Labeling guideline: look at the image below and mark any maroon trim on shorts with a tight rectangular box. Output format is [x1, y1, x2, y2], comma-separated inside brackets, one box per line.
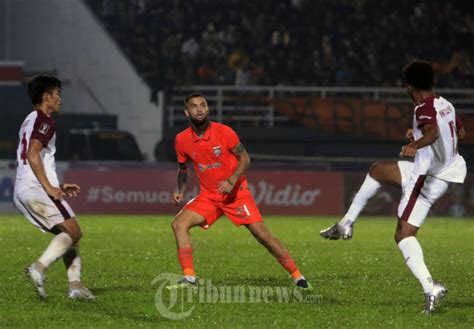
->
[48, 196, 73, 220]
[401, 175, 426, 222]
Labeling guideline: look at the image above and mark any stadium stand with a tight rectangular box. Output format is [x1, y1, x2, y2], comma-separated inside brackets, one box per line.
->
[85, 0, 474, 165]
[87, 0, 474, 89]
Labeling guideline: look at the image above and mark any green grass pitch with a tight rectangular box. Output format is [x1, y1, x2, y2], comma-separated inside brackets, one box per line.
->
[1, 215, 473, 328]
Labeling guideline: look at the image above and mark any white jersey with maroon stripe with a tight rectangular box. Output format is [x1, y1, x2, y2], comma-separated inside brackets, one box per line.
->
[412, 96, 466, 183]
[15, 110, 59, 188]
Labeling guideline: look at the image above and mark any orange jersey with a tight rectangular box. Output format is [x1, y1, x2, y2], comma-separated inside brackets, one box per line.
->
[175, 122, 247, 200]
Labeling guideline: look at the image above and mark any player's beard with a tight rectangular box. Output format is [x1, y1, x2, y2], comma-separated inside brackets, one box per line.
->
[190, 115, 209, 131]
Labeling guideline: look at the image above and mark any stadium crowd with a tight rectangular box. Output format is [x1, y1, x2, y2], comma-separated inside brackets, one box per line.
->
[88, 0, 474, 90]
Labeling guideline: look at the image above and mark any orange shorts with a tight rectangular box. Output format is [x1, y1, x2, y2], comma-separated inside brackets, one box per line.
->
[183, 192, 263, 229]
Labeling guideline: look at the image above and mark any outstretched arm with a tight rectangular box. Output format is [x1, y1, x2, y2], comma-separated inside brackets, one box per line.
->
[218, 143, 250, 194]
[400, 123, 438, 158]
[172, 162, 188, 205]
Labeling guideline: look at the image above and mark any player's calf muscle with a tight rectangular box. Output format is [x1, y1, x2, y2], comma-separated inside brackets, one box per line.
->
[171, 219, 183, 232]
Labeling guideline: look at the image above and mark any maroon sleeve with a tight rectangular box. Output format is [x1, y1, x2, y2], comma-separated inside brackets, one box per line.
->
[456, 115, 463, 130]
[415, 102, 437, 128]
[30, 115, 55, 147]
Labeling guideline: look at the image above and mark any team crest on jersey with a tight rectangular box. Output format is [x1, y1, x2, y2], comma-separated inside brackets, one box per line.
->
[38, 123, 50, 135]
[213, 146, 222, 157]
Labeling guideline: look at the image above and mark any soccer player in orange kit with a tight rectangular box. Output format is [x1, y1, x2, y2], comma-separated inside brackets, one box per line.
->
[169, 92, 311, 290]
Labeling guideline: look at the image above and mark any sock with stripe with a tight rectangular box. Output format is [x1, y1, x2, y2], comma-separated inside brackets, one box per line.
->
[178, 248, 196, 282]
[277, 250, 305, 282]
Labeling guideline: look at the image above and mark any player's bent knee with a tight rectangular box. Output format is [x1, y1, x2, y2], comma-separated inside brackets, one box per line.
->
[55, 218, 82, 243]
[171, 219, 179, 231]
[394, 232, 402, 244]
[67, 218, 82, 242]
[394, 226, 406, 243]
[67, 229, 82, 243]
[394, 230, 416, 244]
[171, 219, 188, 232]
[368, 162, 383, 179]
[368, 162, 378, 172]
[75, 230, 83, 242]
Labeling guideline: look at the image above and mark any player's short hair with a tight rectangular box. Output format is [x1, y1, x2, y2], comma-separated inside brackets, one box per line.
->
[27, 74, 62, 106]
[184, 92, 206, 106]
[403, 60, 434, 91]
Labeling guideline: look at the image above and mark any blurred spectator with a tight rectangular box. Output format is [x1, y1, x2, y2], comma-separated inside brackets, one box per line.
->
[88, 0, 474, 90]
[181, 37, 200, 60]
[235, 62, 251, 86]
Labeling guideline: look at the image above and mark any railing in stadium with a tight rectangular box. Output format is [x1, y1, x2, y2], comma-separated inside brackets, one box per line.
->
[168, 86, 474, 128]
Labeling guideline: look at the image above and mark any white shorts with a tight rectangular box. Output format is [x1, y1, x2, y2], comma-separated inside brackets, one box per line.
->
[397, 161, 449, 227]
[14, 185, 75, 232]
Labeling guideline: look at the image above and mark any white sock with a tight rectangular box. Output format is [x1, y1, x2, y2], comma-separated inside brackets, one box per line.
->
[398, 236, 434, 293]
[37, 232, 73, 269]
[339, 174, 381, 225]
[63, 244, 81, 283]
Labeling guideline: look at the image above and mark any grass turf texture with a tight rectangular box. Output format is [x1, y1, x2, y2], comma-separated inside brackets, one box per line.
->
[1, 215, 473, 328]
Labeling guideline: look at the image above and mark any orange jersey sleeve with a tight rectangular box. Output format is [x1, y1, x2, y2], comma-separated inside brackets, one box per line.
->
[223, 125, 240, 150]
[175, 134, 189, 163]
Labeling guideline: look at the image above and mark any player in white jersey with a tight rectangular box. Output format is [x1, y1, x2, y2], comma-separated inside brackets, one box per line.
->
[13, 74, 94, 300]
[320, 60, 467, 313]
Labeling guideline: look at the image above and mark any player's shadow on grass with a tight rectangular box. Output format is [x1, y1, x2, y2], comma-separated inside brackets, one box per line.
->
[444, 300, 474, 308]
[211, 276, 288, 287]
[202, 276, 341, 305]
[70, 304, 163, 324]
[321, 273, 386, 279]
[88, 284, 148, 296]
[64, 295, 166, 324]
